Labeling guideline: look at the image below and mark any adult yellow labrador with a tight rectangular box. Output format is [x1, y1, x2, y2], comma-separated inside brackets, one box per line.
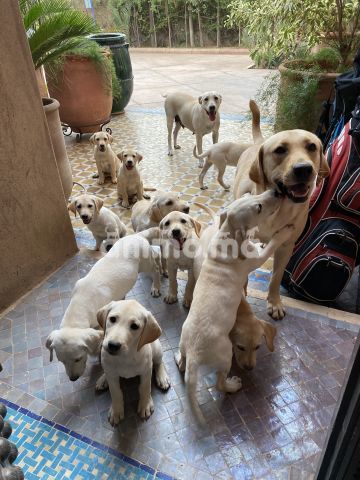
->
[233, 101, 330, 320]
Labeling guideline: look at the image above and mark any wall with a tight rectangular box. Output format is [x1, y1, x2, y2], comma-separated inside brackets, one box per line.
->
[0, 1, 78, 312]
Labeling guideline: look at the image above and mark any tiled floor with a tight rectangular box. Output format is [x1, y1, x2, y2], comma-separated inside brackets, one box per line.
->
[1, 53, 359, 479]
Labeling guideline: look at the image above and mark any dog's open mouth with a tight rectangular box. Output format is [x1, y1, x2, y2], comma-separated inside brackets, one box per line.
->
[82, 218, 91, 225]
[275, 181, 310, 203]
[207, 110, 217, 121]
[126, 164, 134, 171]
[171, 237, 186, 250]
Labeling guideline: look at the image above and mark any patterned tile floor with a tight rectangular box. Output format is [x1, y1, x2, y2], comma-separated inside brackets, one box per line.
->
[0, 108, 359, 479]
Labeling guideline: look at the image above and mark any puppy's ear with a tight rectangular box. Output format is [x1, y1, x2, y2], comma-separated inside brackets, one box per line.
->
[89, 134, 96, 145]
[216, 93, 222, 103]
[249, 145, 266, 188]
[136, 152, 143, 162]
[93, 197, 103, 214]
[137, 312, 162, 351]
[68, 199, 77, 217]
[107, 133, 113, 143]
[149, 199, 162, 223]
[198, 95, 203, 105]
[117, 151, 124, 162]
[318, 149, 330, 180]
[82, 328, 103, 355]
[97, 301, 115, 330]
[190, 217, 202, 238]
[45, 330, 58, 362]
[219, 210, 227, 228]
[261, 320, 277, 352]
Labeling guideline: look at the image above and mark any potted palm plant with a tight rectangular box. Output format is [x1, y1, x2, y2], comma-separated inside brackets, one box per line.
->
[20, 0, 99, 199]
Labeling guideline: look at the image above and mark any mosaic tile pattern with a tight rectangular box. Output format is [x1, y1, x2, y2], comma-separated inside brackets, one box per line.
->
[3, 401, 168, 479]
[0, 110, 358, 479]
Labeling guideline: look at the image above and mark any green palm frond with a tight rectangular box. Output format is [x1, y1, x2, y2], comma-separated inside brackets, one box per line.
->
[20, 0, 99, 69]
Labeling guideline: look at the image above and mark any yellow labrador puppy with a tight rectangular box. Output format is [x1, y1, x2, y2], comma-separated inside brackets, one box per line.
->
[68, 194, 126, 251]
[230, 294, 276, 371]
[233, 101, 330, 320]
[98, 300, 170, 425]
[131, 192, 190, 232]
[159, 211, 202, 307]
[164, 91, 222, 164]
[90, 131, 119, 185]
[117, 148, 152, 209]
[176, 191, 294, 420]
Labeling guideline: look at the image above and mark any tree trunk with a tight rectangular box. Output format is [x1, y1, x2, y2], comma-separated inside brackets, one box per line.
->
[188, 7, 194, 47]
[184, 3, 188, 47]
[197, 8, 204, 47]
[133, 6, 141, 47]
[216, 0, 221, 47]
[164, 0, 172, 48]
[149, 1, 157, 47]
[238, 24, 241, 47]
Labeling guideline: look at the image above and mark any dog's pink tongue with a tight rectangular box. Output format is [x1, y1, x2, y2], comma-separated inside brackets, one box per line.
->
[178, 239, 185, 250]
[209, 111, 216, 121]
[290, 184, 308, 197]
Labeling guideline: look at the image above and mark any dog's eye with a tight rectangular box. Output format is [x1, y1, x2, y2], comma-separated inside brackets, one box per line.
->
[214, 96, 218, 101]
[274, 146, 287, 155]
[77, 204, 81, 209]
[204, 97, 209, 102]
[130, 323, 139, 330]
[96, 138, 100, 141]
[307, 143, 317, 152]
[164, 220, 170, 227]
[75, 357, 82, 363]
[237, 346, 245, 351]
[88, 204, 93, 208]
[257, 204, 262, 213]
[181, 219, 187, 224]
[165, 200, 173, 206]
[109, 316, 117, 323]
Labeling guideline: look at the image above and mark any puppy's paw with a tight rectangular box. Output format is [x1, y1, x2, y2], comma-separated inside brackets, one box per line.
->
[183, 296, 192, 308]
[151, 286, 161, 298]
[174, 144, 181, 150]
[164, 293, 178, 304]
[138, 396, 154, 419]
[95, 373, 108, 391]
[174, 352, 186, 372]
[121, 201, 130, 209]
[223, 376, 242, 393]
[168, 150, 174, 156]
[267, 299, 285, 320]
[108, 405, 124, 426]
[155, 364, 171, 391]
[200, 185, 208, 190]
[111, 178, 118, 184]
[98, 179, 105, 185]
[198, 162, 204, 168]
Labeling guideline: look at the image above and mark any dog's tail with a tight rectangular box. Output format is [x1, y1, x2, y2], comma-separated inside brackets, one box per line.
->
[193, 145, 210, 160]
[249, 99, 263, 144]
[185, 356, 206, 425]
[143, 187, 157, 191]
[193, 202, 216, 222]
[72, 181, 87, 193]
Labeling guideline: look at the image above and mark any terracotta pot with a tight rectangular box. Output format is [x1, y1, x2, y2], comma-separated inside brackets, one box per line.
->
[275, 61, 339, 132]
[43, 98, 73, 200]
[47, 54, 112, 134]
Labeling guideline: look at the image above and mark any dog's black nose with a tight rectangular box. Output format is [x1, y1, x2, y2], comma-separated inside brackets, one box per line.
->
[183, 206, 190, 214]
[209, 105, 216, 111]
[172, 228, 181, 238]
[293, 163, 313, 181]
[107, 341, 121, 354]
[243, 365, 254, 371]
[105, 244, 113, 252]
[69, 375, 79, 381]
[81, 215, 88, 220]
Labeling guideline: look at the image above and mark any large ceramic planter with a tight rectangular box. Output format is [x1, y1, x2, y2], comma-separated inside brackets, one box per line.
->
[88, 33, 134, 114]
[47, 53, 112, 134]
[275, 61, 339, 132]
[43, 97, 73, 200]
